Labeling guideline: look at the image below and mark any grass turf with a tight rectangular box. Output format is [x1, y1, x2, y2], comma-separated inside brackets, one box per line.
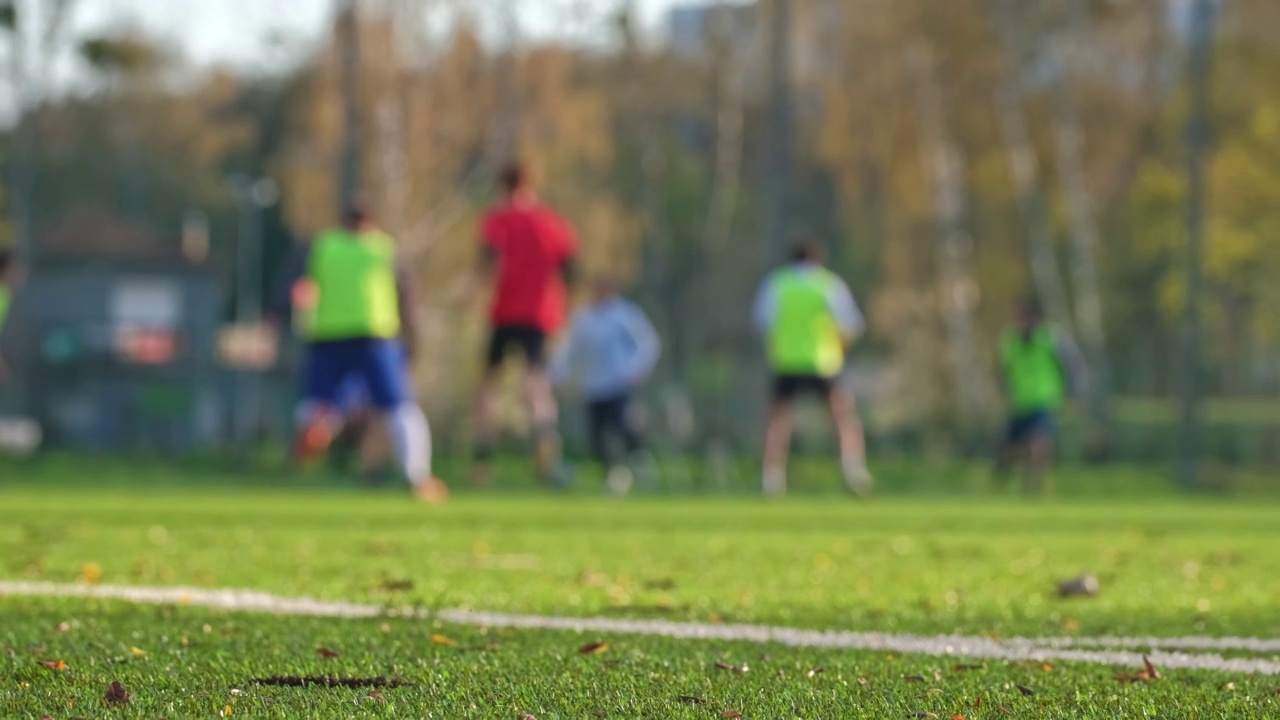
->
[2, 472, 1279, 717]
[4, 597, 1279, 719]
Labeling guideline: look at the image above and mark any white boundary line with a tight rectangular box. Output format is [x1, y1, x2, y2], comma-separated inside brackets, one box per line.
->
[3, 581, 1278, 675]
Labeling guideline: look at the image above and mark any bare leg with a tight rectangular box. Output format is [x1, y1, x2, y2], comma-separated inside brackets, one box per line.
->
[827, 386, 872, 496]
[1024, 433, 1054, 496]
[471, 369, 500, 488]
[993, 440, 1016, 487]
[525, 366, 562, 483]
[762, 400, 794, 496]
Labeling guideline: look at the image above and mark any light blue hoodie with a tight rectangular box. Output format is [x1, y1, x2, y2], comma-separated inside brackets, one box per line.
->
[550, 297, 660, 401]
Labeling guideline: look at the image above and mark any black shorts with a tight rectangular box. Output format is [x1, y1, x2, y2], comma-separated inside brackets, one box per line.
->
[772, 374, 836, 401]
[486, 324, 548, 368]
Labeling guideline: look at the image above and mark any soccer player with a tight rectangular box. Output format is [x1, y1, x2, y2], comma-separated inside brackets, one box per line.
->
[292, 203, 445, 502]
[549, 278, 660, 494]
[752, 237, 871, 497]
[995, 297, 1082, 494]
[473, 162, 577, 486]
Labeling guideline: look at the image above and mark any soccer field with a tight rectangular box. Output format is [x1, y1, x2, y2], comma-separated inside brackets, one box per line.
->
[2, 482, 1279, 718]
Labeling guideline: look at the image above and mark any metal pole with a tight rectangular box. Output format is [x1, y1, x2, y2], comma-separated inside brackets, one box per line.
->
[1176, 0, 1216, 489]
[233, 183, 257, 452]
[232, 178, 278, 453]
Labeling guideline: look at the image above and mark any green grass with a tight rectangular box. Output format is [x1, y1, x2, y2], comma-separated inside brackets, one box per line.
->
[2, 466, 1279, 717]
[4, 597, 1279, 720]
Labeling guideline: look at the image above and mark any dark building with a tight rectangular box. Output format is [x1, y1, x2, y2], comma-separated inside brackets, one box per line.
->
[12, 209, 226, 454]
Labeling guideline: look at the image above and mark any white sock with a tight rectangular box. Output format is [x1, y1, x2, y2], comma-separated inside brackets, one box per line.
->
[762, 466, 786, 495]
[842, 455, 869, 480]
[386, 403, 432, 484]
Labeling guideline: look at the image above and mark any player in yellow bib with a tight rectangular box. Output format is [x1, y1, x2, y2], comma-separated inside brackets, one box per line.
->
[292, 204, 445, 502]
[752, 238, 871, 497]
[996, 298, 1083, 494]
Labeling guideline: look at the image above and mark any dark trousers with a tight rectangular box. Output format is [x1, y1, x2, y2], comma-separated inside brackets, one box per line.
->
[587, 394, 643, 465]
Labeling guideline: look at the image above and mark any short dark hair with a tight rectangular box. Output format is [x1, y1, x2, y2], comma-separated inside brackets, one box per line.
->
[343, 198, 372, 227]
[789, 233, 821, 264]
[500, 161, 529, 194]
[1020, 295, 1044, 321]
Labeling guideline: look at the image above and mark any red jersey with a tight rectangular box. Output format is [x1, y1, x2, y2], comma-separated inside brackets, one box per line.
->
[482, 200, 576, 332]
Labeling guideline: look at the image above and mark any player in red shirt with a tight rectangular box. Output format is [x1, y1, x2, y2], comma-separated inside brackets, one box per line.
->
[474, 163, 577, 486]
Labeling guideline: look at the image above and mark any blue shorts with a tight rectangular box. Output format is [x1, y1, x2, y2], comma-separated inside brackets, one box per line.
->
[1006, 410, 1054, 445]
[304, 338, 408, 412]
[333, 344, 411, 414]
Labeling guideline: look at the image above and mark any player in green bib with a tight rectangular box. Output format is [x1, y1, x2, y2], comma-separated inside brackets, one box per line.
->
[996, 298, 1083, 493]
[292, 204, 445, 502]
[752, 238, 872, 497]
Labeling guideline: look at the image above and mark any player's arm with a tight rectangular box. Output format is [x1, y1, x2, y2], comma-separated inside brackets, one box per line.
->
[265, 243, 312, 328]
[622, 303, 661, 384]
[557, 219, 579, 289]
[826, 277, 865, 347]
[751, 275, 777, 337]
[559, 257, 579, 288]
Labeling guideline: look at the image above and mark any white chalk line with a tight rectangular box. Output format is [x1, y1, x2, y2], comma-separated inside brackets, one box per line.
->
[3, 581, 1278, 675]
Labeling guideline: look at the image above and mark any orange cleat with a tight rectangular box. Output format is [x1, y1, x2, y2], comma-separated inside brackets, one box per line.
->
[293, 419, 335, 462]
[413, 477, 449, 504]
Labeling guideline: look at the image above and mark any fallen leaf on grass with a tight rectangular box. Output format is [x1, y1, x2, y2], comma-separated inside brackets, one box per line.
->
[714, 662, 749, 673]
[722, 712, 743, 719]
[1143, 655, 1161, 679]
[377, 577, 414, 592]
[677, 695, 707, 705]
[39, 659, 68, 671]
[1221, 682, 1236, 691]
[951, 663, 985, 672]
[905, 713, 937, 719]
[1115, 655, 1161, 683]
[1017, 685, 1036, 696]
[1056, 573, 1099, 598]
[78, 563, 103, 585]
[579, 642, 609, 655]
[972, 695, 983, 708]
[517, 714, 537, 720]
[923, 688, 943, 697]
[130, 646, 146, 657]
[104, 681, 131, 705]
[220, 705, 233, 717]
[807, 667, 825, 678]
[368, 690, 385, 703]
[431, 634, 458, 646]
[856, 677, 868, 685]
[56, 622, 71, 633]
[952, 716, 966, 720]
[1038, 662, 1054, 673]
[902, 674, 926, 682]
[316, 647, 341, 659]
